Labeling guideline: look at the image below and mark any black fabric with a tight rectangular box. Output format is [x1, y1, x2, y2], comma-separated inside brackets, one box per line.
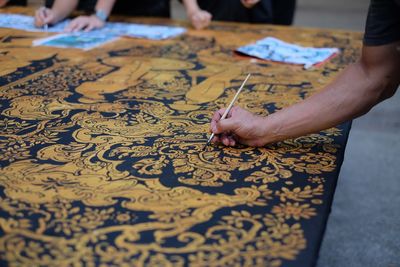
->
[0, 16, 359, 267]
[364, 0, 400, 46]
[45, 0, 170, 18]
[271, 0, 296, 25]
[5, 0, 27, 6]
[112, 0, 170, 18]
[45, 0, 96, 14]
[197, 0, 296, 25]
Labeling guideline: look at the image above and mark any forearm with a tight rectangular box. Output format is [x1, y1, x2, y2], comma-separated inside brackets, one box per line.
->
[263, 44, 400, 143]
[50, 0, 79, 23]
[94, 0, 116, 17]
[182, 0, 201, 14]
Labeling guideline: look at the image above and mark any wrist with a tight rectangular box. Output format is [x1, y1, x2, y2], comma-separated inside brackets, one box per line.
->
[184, 2, 201, 16]
[48, 9, 62, 24]
[188, 8, 201, 17]
[94, 9, 108, 22]
[260, 114, 285, 144]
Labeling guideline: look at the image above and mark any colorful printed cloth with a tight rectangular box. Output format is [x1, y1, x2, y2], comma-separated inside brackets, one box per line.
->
[237, 37, 339, 69]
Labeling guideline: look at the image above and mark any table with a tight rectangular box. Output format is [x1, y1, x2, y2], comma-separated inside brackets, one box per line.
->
[0, 7, 362, 267]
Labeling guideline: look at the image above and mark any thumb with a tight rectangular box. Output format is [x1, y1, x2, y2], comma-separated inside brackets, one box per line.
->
[214, 117, 238, 134]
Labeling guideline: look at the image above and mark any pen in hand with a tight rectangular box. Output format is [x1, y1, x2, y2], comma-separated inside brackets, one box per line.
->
[203, 73, 251, 150]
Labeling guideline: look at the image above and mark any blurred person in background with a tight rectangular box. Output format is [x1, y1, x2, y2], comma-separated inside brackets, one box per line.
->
[182, 0, 296, 29]
[34, 0, 170, 32]
[0, 0, 26, 7]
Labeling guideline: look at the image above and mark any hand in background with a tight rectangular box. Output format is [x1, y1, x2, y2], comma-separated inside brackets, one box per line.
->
[34, 6, 57, 27]
[210, 106, 270, 147]
[241, 0, 260, 9]
[64, 15, 105, 32]
[0, 0, 9, 8]
[188, 8, 212, 30]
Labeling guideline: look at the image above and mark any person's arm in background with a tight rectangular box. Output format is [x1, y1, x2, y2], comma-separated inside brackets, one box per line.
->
[65, 0, 116, 32]
[182, 0, 212, 30]
[211, 42, 400, 146]
[35, 0, 78, 27]
[241, 0, 260, 9]
[0, 0, 9, 8]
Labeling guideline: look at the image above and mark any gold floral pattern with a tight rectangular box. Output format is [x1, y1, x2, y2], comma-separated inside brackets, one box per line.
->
[0, 9, 362, 267]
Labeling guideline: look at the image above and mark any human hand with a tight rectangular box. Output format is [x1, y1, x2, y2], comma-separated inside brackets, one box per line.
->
[34, 6, 57, 27]
[65, 15, 105, 32]
[188, 9, 212, 30]
[240, 0, 260, 9]
[0, 0, 9, 8]
[210, 106, 270, 147]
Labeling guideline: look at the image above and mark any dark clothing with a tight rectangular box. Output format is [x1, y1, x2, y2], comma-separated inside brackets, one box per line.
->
[112, 0, 170, 17]
[45, 0, 170, 18]
[197, 0, 296, 25]
[364, 0, 400, 45]
[5, 0, 27, 6]
[271, 0, 296, 25]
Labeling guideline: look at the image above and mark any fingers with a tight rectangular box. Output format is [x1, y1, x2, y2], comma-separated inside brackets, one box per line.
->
[221, 133, 237, 146]
[208, 107, 268, 147]
[65, 17, 89, 32]
[211, 132, 237, 147]
[213, 106, 238, 134]
[65, 18, 82, 32]
[85, 16, 105, 32]
[241, 0, 260, 8]
[210, 108, 239, 147]
[210, 107, 237, 141]
[35, 7, 50, 27]
[191, 10, 212, 30]
[0, 0, 10, 8]
[65, 16, 104, 32]
[210, 108, 226, 132]
[84, 22, 96, 32]
[215, 117, 238, 134]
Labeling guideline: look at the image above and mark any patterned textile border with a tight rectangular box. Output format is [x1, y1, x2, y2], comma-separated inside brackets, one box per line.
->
[0, 8, 362, 267]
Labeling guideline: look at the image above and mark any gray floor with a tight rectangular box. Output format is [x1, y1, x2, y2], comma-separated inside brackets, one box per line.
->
[170, 1, 400, 266]
[318, 93, 400, 267]
[294, 1, 400, 267]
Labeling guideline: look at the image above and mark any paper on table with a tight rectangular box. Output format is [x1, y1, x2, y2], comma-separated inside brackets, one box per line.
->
[236, 37, 339, 69]
[0, 13, 186, 40]
[33, 31, 119, 50]
[104, 22, 186, 40]
[0, 14, 70, 32]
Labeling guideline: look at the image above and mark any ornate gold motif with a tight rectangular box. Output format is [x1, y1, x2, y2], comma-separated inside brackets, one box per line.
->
[0, 9, 362, 266]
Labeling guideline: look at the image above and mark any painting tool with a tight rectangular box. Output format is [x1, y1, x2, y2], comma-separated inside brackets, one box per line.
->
[203, 73, 251, 150]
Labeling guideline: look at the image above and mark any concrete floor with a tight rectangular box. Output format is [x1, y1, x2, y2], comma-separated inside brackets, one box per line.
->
[293, 1, 400, 267]
[170, 1, 400, 266]
[318, 93, 400, 267]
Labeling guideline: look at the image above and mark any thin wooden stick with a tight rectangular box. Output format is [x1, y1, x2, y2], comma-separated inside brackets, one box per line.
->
[203, 73, 251, 150]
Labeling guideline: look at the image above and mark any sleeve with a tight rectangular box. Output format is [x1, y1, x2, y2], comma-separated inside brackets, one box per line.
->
[363, 0, 400, 46]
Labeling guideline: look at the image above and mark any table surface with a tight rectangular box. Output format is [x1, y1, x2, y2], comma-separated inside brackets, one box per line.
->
[0, 7, 362, 267]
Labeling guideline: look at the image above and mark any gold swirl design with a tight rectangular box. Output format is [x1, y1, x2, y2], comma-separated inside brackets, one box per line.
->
[0, 12, 362, 266]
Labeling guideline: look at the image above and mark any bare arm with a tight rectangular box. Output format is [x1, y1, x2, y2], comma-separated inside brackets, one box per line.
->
[182, 0, 212, 29]
[182, 0, 201, 14]
[65, 0, 116, 32]
[50, 0, 78, 22]
[35, 0, 78, 27]
[263, 42, 400, 142]
[93, 0, 116, 18]
[212, 42, 400, 146]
